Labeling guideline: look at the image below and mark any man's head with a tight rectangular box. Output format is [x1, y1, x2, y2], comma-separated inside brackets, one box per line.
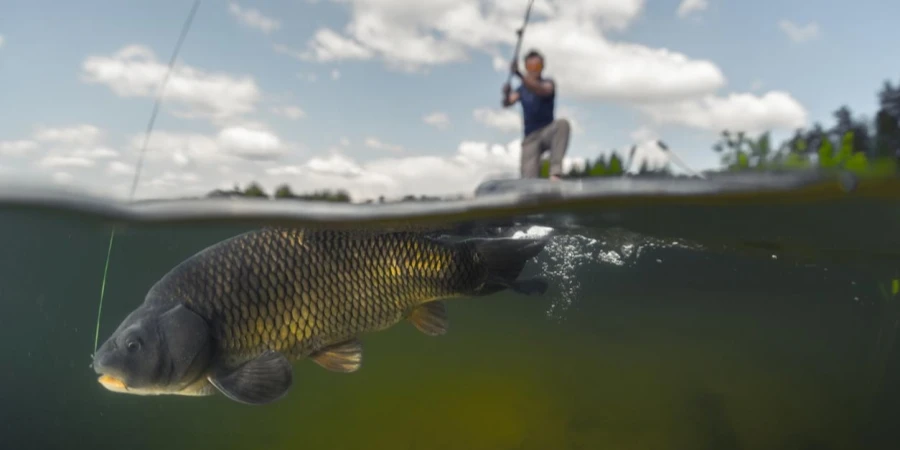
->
[523, 49, 544, 76]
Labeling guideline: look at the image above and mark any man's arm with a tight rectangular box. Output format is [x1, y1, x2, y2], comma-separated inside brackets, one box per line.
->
[509, 60, 555, 97]
[519, 73, 554, 97]
[502, 83, 520, 108]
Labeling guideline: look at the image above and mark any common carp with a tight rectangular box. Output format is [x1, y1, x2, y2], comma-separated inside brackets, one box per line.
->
[91, 227, 549, 405]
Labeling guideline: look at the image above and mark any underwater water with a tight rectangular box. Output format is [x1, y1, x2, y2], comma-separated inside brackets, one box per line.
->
[1, 172, 900, 450]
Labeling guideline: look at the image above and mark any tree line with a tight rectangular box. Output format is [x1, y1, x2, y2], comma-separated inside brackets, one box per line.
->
[206, 182, 461, 204]
[208, 75, 900, 203]
[208, 183, 352, 202]
[708, 77, 900, 175]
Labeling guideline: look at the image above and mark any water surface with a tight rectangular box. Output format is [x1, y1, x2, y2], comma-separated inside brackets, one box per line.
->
[1, 172, 899, 449]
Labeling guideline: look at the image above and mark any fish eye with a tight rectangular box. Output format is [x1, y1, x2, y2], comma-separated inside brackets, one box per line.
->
[126, 339, 142, 353]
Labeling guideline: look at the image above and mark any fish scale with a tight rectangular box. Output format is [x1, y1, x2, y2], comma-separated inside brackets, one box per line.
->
[148, 227, 485, 365]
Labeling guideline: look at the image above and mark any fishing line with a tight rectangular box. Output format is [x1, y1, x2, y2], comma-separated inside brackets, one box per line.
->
[656, 140, 707, 179]
[91, 0, 202, 356]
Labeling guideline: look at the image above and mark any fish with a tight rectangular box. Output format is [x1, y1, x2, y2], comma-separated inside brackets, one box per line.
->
[91, 227, 550, 405]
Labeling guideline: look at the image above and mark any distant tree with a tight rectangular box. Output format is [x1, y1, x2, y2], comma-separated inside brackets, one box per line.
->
[580, 160, 593, 176]
[832, 106, 854, 138]
[243, 182, 268, 198]
[747, 132, 772, 168]
[817, 135, 836, 168]
[875, 109, 900, 158]
[274, 184, 296, 199]
[607, 152, 624, 175]
[784, 128, 808, 154]
[874, 80, 900, 158]
[588, 154, 608, 176]
[295, 189, 352, 202]
[836, 131, 854, 163]
[712, 129, 752, 168]
[878, 79, 900, 118]
[709, 74, 900, 176]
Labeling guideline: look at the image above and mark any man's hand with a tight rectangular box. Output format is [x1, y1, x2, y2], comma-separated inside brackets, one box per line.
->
[501, 82, 519, 107]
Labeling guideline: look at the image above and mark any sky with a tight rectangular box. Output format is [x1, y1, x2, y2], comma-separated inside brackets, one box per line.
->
[0, 0, 898, 202]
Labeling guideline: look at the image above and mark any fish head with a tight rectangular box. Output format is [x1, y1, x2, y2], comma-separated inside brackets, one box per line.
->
[92, 301, 213, 397]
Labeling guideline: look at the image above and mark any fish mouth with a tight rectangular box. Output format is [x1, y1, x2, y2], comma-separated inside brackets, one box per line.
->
[97, 374, 129, 392]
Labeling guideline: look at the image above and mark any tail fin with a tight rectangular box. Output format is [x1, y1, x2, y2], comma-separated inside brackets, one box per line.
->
[467, 236, 550, 296]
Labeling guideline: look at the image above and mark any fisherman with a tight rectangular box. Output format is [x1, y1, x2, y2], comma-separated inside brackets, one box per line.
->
[502, 49, 571, 181]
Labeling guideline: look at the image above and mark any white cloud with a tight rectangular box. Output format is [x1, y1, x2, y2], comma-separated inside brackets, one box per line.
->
[0, 140, 38, 156]
[339, 137, 351, 147]
[291, 0, 803, 134]
[37, 155, 96, 169]
[639, 91, 808, 134]
[16, 131, 588, 202]
[272, 105, 306, 120]
[364, 137, 404, 153]
[147, 171, 201, 189]
[128, 131, 229, 168]
[294, 1, 802, 137]
[53, 172, 75, 184]
[71, 147, 119, 159]
[778, 20, 820, 43]
[422, 111, 451, 129]
[676, 0, 708, 19]
[520, 20, 724, 103]
[630, 126, 658, 143]
[301, 0, 723, 102]
[262, 139, 528, 200]
[228, 2, 281, 34]
[331, 69, 341, 80]
[217, 126, 288, 160]
[473, 107, 521, 133]
[80, 45, 262, 123]
[107, 161, 134, 176]
[282, 29, 373, 62]
[257, 138, 592, 201]
[0, 35, 5, 49]
[33, 124, 104, 146]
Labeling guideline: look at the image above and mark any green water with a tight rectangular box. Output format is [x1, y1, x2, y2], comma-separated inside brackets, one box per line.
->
[1, 196, 899, 450]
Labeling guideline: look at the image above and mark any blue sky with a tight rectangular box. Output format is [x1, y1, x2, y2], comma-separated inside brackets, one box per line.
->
[0, 0, 897, 201]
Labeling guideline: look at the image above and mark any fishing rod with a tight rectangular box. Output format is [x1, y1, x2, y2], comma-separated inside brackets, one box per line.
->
[91, 0, 202, 357]
[505, 0, 536, 88]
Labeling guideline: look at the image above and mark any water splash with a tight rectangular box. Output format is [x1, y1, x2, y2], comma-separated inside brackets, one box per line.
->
[512, 225, 703, 321]
[539, 233, 603, 320]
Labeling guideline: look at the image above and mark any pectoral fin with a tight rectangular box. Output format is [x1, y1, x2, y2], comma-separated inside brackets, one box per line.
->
[208, 350, 293, 405]
[310, 339, 363, 373]
[409, 301, 449, 336]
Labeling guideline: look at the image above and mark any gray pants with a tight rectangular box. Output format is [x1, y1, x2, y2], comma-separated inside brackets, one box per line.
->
[520, 118, 571, 178]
